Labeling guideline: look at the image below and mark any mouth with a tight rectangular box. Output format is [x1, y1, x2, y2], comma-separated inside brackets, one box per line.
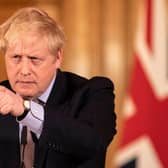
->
[16, 80, 36, 84]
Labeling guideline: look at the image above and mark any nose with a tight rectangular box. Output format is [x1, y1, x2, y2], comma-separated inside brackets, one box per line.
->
[20, 59, 31, 76]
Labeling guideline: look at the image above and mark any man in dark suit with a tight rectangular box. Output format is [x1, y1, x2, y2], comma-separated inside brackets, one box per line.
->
[0, 7, 116, 168]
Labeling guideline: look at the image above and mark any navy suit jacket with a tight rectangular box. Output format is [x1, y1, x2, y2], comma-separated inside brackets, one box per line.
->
[0, 69, 116, 168]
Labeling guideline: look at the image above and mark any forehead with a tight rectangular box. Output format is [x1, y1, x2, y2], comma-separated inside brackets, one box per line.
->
[6, 31, 50, 55]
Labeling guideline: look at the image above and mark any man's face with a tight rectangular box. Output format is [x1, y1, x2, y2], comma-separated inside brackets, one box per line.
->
[5, 32, 62, 98]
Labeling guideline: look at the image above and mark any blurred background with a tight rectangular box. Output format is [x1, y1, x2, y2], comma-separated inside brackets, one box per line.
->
[0, 0, 167, 167]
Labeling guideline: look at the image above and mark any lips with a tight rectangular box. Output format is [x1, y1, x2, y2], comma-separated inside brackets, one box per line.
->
[16, 80, 36, 84]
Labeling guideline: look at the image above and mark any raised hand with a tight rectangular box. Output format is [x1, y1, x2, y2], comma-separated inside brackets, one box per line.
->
[0, 86, 24, 116]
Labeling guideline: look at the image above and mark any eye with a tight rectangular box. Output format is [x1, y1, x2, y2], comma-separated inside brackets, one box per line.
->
[29, 56, 42, 65]
[13, 55, 21, 59]
[11, 55, 21, 63]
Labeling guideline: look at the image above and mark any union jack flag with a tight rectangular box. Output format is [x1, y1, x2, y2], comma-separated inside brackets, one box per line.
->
[115, 0, 168, 167]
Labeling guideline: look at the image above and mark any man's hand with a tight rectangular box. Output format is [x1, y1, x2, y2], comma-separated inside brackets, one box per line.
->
[0, 86, 24, 116]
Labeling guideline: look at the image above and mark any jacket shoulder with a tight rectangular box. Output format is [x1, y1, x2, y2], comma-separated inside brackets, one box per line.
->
[88, 76, 114, 90]
[63, 71, 114, 89]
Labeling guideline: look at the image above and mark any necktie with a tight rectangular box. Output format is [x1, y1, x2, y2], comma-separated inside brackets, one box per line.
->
[20, 126, 35, 168]
[33, 98, 46, 107]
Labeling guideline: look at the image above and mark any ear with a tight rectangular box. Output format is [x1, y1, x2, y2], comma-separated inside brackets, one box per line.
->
[55, 48, 63, 68]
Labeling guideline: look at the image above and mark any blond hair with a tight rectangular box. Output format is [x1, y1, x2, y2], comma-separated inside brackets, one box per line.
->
[0, 7, 66, 55]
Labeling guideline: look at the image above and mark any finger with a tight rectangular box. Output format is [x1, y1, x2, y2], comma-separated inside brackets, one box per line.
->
[0, 104, 11, 115]
[0, 93, 10, 106]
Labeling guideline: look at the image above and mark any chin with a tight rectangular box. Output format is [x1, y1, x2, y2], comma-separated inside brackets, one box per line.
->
[16, 89, 36, 98]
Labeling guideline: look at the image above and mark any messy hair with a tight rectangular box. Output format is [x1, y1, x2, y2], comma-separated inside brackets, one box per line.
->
[0, 7, 66, 55]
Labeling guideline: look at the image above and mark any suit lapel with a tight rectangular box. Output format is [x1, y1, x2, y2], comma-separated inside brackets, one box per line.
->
[46, 69, 68, 106]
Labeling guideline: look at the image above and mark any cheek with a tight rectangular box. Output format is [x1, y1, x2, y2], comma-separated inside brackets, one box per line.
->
[5, 60, 16, 73]
[36, 67, 56, 87]
[39, 71, 55, 83]
[6, 65, 17, 80]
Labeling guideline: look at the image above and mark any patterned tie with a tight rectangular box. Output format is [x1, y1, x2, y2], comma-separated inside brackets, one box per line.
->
[20, 126, 35, 168]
